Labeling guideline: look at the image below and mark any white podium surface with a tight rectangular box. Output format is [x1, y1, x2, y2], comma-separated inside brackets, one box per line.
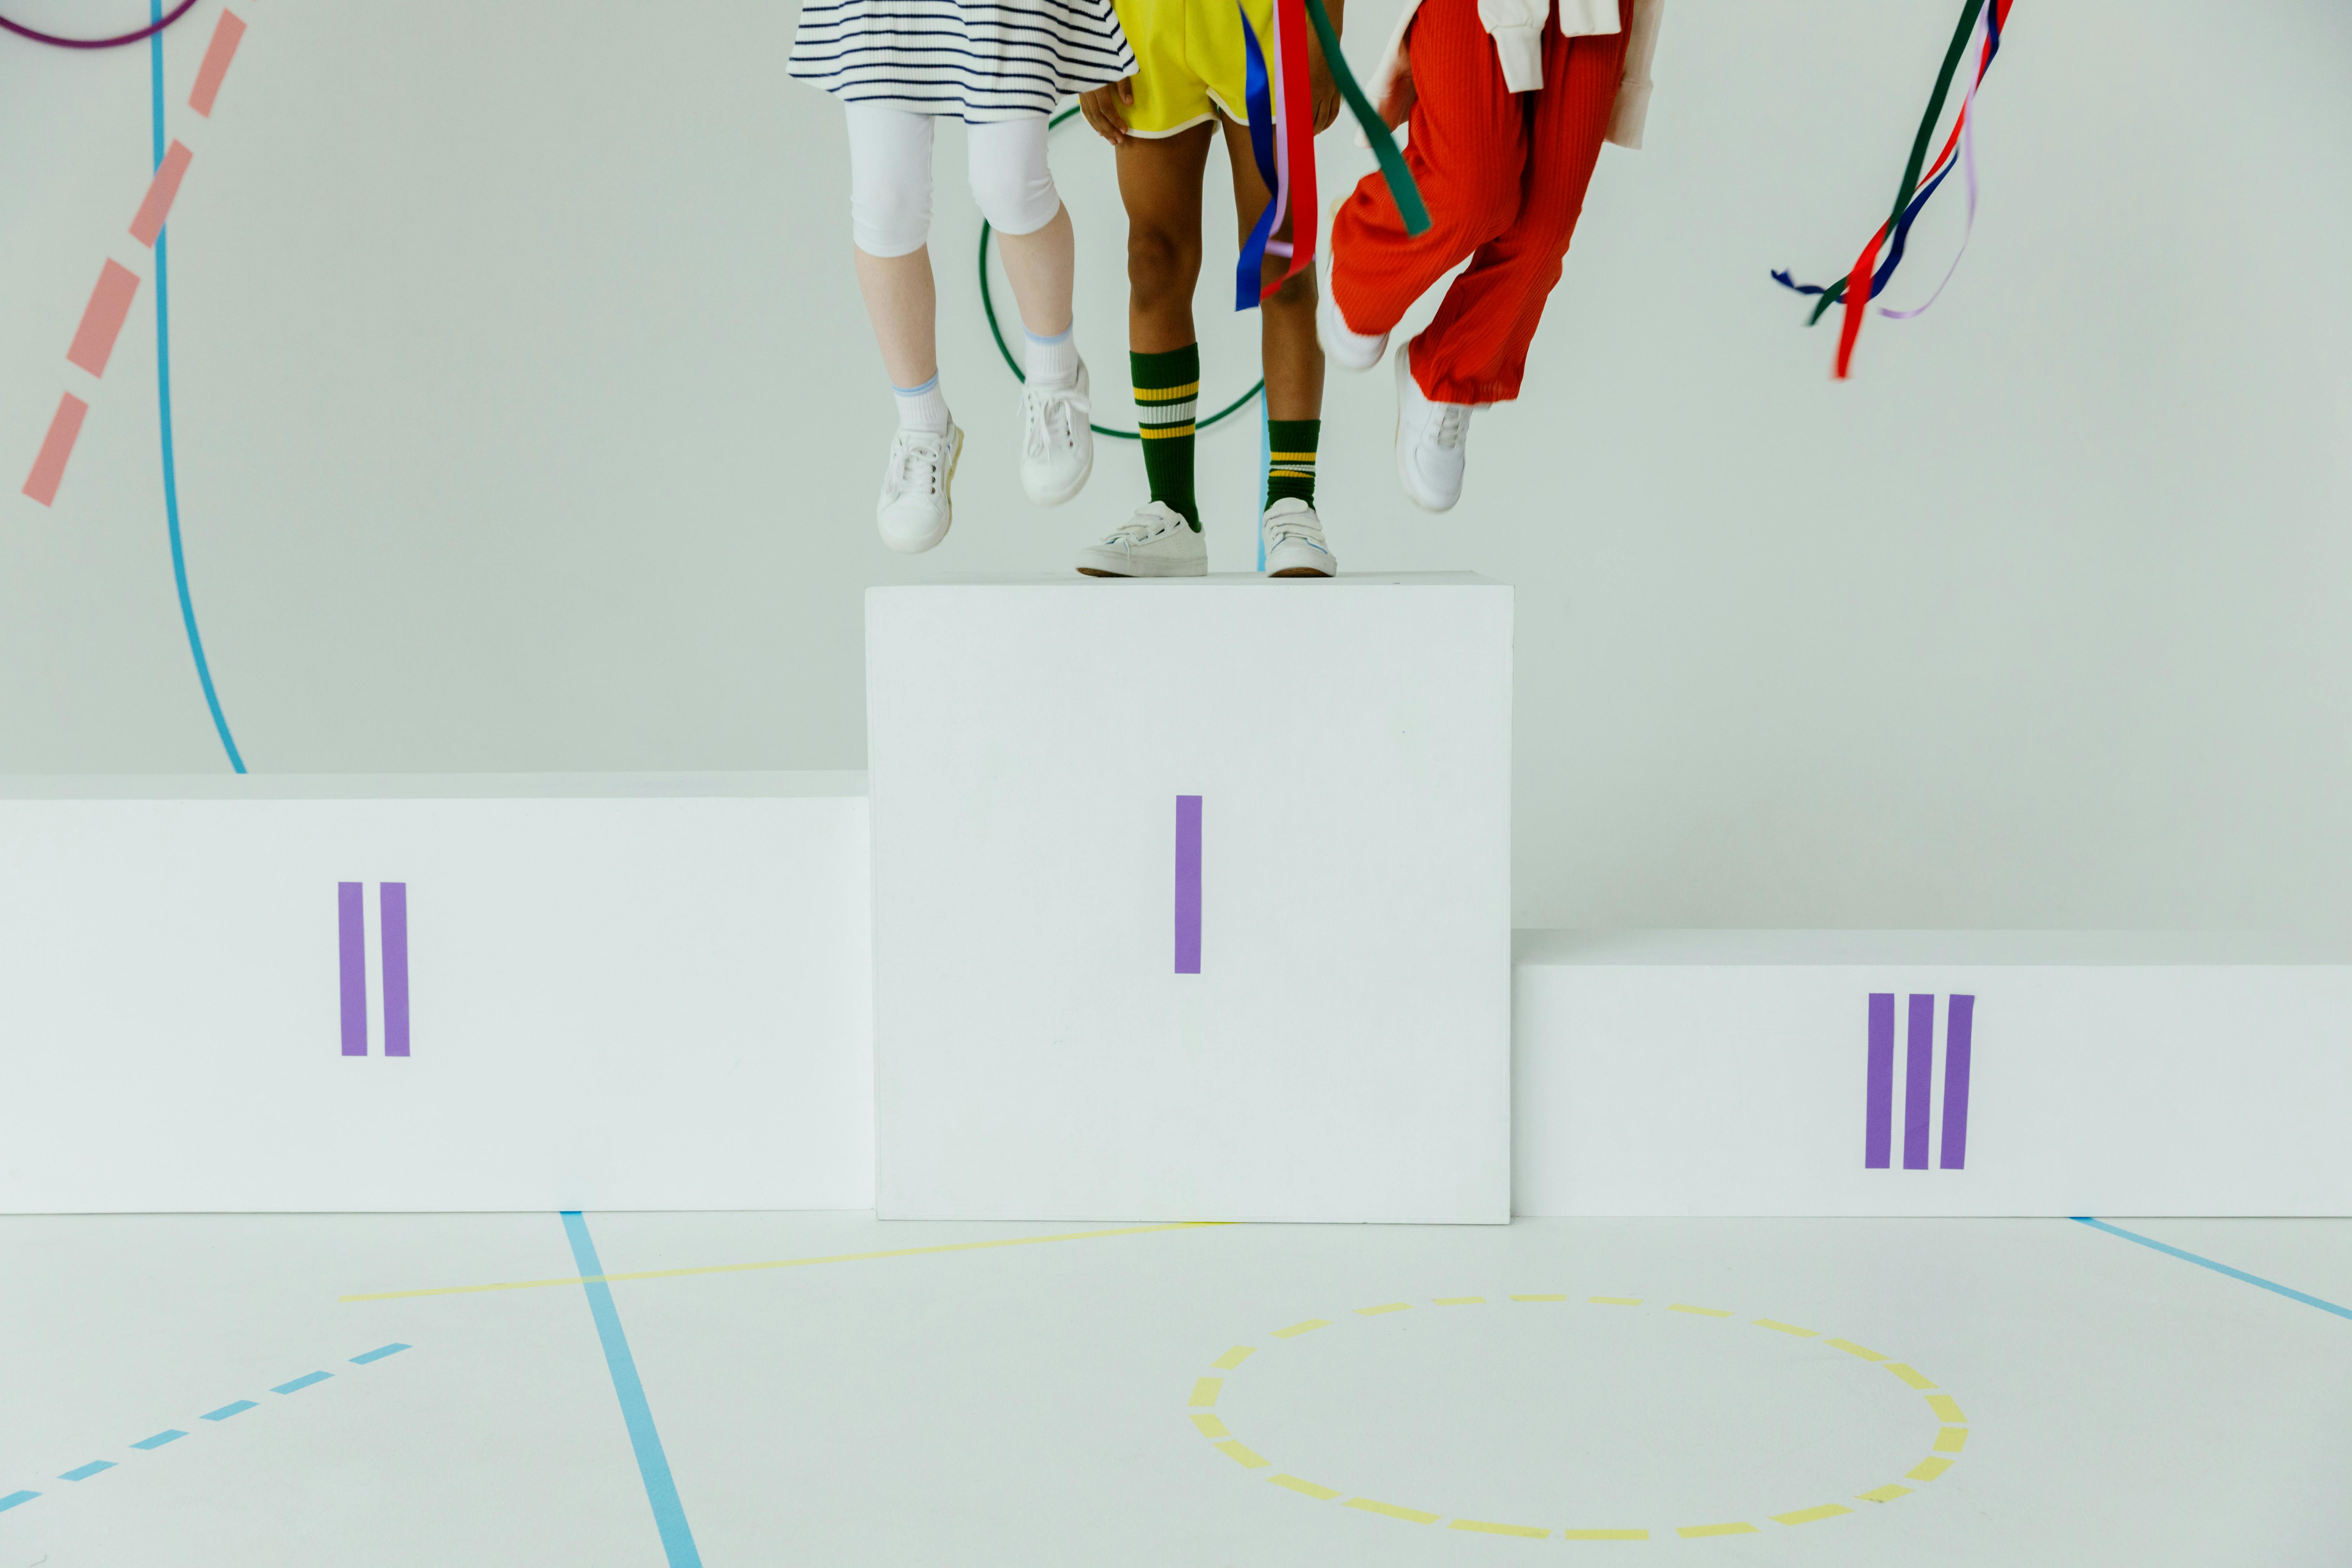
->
[868, 576, 1513, 1223]
[0, 773, 874, 1212]
[1513, 929, 2352, 1217]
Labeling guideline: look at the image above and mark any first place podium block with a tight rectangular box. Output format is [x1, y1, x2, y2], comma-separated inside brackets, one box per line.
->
[868, 575, 1512, 1223]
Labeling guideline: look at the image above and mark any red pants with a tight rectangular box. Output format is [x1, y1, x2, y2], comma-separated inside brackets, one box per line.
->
[1329, 0, 1627, 405]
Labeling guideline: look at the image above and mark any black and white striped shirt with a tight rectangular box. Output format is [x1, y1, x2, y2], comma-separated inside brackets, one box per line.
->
[790, 0, 1137, 122]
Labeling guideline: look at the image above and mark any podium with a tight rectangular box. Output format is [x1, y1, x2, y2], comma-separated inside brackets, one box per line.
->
[867, 575, 1513, 1223]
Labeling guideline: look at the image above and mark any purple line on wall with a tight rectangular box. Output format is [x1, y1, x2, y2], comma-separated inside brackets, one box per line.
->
[1864, 993, 1893, 1168]
[337, 882, 367, 1056]
[1940, 993, 1974, 1169]
[1174, 794, 1202, 975]
[381, 882, 410, 1057]
[1903, 992, 1934, 1170]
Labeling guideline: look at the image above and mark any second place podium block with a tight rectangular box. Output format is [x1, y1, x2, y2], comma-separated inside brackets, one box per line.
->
[868, 575, 1513, 1223]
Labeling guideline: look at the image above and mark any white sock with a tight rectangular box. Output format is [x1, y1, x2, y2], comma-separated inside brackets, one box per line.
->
[893, 374, 949, 433]
[1023, 324, 1078, 389]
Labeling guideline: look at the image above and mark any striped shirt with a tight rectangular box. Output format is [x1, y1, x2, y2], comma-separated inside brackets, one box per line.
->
[790, 0, 1137, 123]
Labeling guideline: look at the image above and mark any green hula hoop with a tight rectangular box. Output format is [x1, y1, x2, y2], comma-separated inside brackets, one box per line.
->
[976, 105, 1265, 442]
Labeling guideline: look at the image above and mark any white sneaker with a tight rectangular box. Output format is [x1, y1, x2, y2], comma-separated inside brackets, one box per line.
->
[1262, 497, 1337, 577]
[876, 420, 962, 553]
[1318, 275, 1388, 372]
[1394, 343, 1476, 512]
[1075, 500, 1208, 578]
[1020, 359, 1094, 507]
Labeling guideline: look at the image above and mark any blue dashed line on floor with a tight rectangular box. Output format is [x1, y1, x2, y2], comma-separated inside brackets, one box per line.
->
[2, 1347, 416, 1520]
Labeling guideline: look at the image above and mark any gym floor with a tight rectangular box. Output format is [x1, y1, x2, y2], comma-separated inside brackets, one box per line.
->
[2, 1211, 2345, 1564]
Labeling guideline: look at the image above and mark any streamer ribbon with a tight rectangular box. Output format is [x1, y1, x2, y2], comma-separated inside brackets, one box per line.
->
[1234, 0, 1430, 312]
[1773, 0, 2012, 376]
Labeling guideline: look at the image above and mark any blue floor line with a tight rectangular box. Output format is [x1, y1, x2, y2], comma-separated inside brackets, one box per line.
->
[59, 1461, 114, 1482]
[2073, 1217, 2352, 1322]
[131, 1430, 187, 1450]
[0, 1491, 36, 1513]
[561, 1211, 703, 1567]
[150, 0, 246, 773]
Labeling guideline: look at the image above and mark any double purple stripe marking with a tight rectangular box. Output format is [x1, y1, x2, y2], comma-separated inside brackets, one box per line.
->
[1174, 795, 1202, 975]
[1863, 992, 1974, 1170]
[338, 881, 411, 1056]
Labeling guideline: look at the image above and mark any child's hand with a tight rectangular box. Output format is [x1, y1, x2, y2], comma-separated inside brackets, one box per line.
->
[1310, 51, 1343, 133]
[1080, 78, 1135, 144]
[1378, 41, 1416, 129]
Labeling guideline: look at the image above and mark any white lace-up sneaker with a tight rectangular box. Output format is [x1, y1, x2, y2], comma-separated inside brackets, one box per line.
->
[1261, 497, 1337, 577]
[1075, 500, 1208, 578]
[1318, 275, 1388, 372]
[875, 420, 962, 553]
[1394, 343, 1476, 512]
[1020, 359, 1094, 507]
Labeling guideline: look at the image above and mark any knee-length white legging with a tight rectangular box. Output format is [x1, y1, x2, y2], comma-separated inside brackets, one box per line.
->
[845, 103, 1062, 258]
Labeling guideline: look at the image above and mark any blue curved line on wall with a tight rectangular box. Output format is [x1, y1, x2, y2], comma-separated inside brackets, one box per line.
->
[151, 0, 245, 772]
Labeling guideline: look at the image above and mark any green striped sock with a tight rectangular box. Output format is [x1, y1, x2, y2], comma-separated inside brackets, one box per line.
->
[1266, 419, 1319, 510]
[1132, 345, 1201, 531]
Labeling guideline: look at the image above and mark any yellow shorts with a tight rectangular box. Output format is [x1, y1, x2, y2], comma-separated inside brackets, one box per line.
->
[1110, 0, 1276, 136]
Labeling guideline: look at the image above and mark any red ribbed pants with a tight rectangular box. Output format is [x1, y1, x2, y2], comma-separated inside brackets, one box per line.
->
[1329, 0, 1627, 405]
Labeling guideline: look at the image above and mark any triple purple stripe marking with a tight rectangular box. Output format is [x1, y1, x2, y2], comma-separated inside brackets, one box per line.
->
[337, 881, 367, 1056]
[1174, 795, 1202, 975]
[381, 882, 410, 1057]
[1940, 993, 1974, 1169]
[1863, 993, 1893, 1168]
[1903, 992, 1934, 1170]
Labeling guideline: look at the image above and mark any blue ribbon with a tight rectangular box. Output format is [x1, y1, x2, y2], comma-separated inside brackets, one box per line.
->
[1234, 6, 1282, 312]
[1771, 157, 1955, 302]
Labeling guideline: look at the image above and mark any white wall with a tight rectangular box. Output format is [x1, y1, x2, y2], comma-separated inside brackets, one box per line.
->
[4, 0, 2349, 932]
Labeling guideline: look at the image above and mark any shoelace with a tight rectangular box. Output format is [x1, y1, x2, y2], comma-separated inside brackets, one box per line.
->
[887, 433, 945, 497]
[1022, 384, 1084, 462]
[1100, 511, 1174, 548]
[1432, 403, 1472, 451]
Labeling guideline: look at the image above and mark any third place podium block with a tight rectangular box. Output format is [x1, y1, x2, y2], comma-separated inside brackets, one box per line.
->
[868, 575, 1512, 1223]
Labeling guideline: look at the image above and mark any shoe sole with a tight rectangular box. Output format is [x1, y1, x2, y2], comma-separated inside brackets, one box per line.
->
[1318, 278, 1387, 373]
[880, 427, 963, 554]
[1074, 555, 1208, 578]
[1393, 348, 1459, 514]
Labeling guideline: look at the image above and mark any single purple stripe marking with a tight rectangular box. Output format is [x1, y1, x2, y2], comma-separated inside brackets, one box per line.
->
[1903, 992, 1934, 1169]
[1940, 993, 1974, 1169]
[337, 882, 367, 1056]
[381, 882, 411, 1057]
[1174, 794, 1202, 975]
[1864, 993, 1894, 1168]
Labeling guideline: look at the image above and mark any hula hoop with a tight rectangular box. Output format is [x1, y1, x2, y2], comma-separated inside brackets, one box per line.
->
[0, 0, 200, 49]
[977, 106, 1264, 442]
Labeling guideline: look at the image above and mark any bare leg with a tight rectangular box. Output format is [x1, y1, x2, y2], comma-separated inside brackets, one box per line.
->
[995, 204, 1076, 339]
[1219, 113, 1323, 422]
[1116, 123, 1216, 352]
[853, 245, 938, 388]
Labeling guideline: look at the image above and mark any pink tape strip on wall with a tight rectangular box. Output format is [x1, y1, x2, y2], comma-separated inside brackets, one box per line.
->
[187, 9, 245, 117]
[130, 141, 194, 247]
[22, 394, 91, 507]
[66, 260, 143, 378]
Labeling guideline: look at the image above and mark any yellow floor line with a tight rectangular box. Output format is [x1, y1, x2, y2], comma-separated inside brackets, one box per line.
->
[1510, 1294, 1567, 1302]
[1354, 1303, 1413, 1315]
[1926, 1393, 1968, 1422]
[1933, 1426, 1969, 1453]
[1188, 1413, 1230, 1438]
[1345, 1497, 1440, 1524]
[1272, 1318, 1332, 1338]
[1677, 1522, 1758, 1538]
[340, 1221, 1219, 1303]
[1668, 1304, 1732, 1318]
[1450, 1519, 1548, 1538]
[1268, 1474, 1340, 1500]
[1856, 1484, 1912, 1503]
[1907, 1456, 1954, 1482]
[1214, 1440, 1270, 1469]
[1211, 1346, 1257, 1370]
[1560, 1528, 1649, 1540]
[1188, 1377, 1222, 1408]
[1771, 1504, 1852, 1526]
[1588, 1296, 1643, 1306]
[1433, 1296, 1486, 1306]
[1753, 1318, 1818, 1336]
[1825, 1338, 1888, 1361]
[1884, 1363, 1937, 1388]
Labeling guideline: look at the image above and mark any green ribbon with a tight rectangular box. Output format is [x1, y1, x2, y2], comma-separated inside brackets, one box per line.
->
[1300, 0, 1431, 236]
[1807, 0, 1985, 326]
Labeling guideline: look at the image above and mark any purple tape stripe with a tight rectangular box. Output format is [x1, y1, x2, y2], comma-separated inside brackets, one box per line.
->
[1940, 993, 1973, 1169]
[1174, 795, 1202, 975]
[1903, 993, 1934, 1170]
[337, 882, 367, 1056]
[1864, 993, 1893, 1168]
[381, 882, 410, 1057]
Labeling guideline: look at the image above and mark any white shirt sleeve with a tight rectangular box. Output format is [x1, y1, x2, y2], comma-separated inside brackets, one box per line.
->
[1605, 0, 1663, 149]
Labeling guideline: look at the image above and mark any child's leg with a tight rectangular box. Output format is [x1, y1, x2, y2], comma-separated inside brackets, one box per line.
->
[1325, 0, 1529, 344]
[968, 118, 1079, 386]
[1411, 15, 1625, 404]
[846, 103, 947, 428]
[1218, 113, 1322, 510]
[1116, 123, 1217, 527]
